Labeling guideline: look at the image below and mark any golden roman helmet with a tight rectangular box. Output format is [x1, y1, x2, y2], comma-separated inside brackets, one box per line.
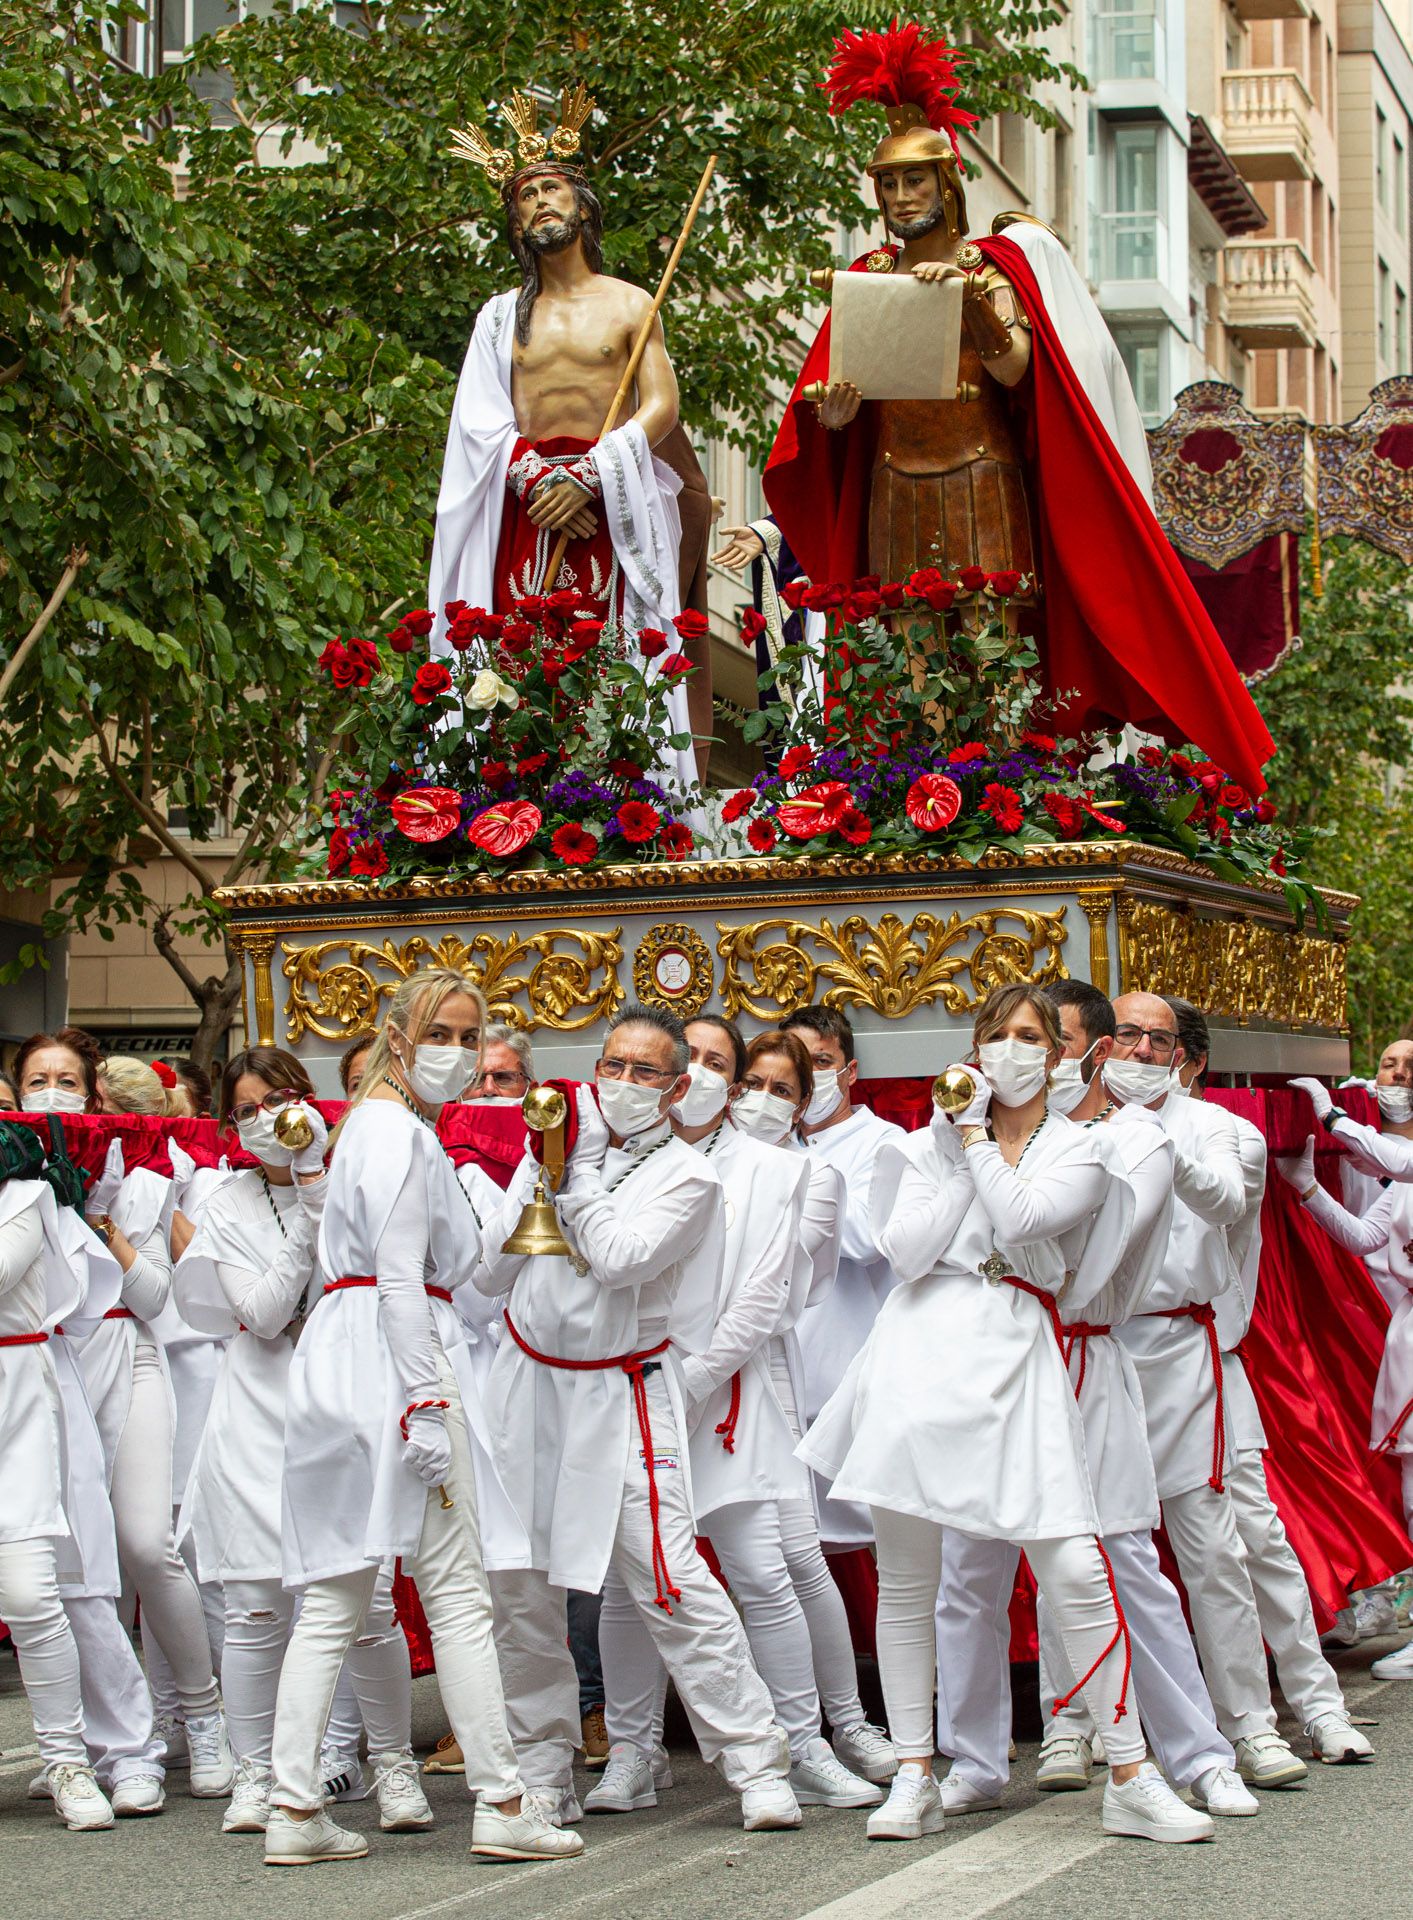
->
[864, 104, 970, 237]
[450, 82, 596, 200]
[822, 22, 977, 238]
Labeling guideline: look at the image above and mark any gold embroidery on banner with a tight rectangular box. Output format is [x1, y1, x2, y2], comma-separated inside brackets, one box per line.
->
[1118, 901, 1347, 1031]
[715, 907, 1069, 1022]
[281, 929, 624, 1041]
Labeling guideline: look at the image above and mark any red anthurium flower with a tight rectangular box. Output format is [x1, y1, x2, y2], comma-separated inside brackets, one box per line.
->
[639, 628, 668, 660]
[905, 773, 963, 833]
[979, 782, 1025, 833]
[778, 745, 815, 780]
[466, 799, 542, 858]
[615, 801, 661, 844]
[835, 805, 872, 846]
[776, 781, 850, 840]
[660, 821, 694, 861]
[721, 789, 756, 823]
[740, 607, 767, 646]
[390, 786, 462, 844]
[411, 661, 452, 705]
[1080, 794, 1126, 834]
[551, 822, 599, 866]
[747, 817, 778, 854]
[672, 609, 709, 641]
[403, 609, 435, 637]
[349, 838, 389, 877]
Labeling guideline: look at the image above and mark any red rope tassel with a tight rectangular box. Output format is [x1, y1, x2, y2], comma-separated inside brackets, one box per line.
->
[1049, 1537, 1133, 1727]
[1375, 1393, 1413, 1456]
[715, 1370, 742, 1454]
[1060, 1323, 1111, 1400]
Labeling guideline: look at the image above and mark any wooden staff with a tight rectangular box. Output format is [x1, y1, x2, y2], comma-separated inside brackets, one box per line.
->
[541, 153, 718, 594]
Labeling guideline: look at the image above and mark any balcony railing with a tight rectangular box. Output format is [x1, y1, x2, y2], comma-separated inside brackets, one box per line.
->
[1089, 6, 1166, 83]
[1091, 210, 1168, 285]
[1221, 68, 1314, 181]
[1223, 238, 1318, 347]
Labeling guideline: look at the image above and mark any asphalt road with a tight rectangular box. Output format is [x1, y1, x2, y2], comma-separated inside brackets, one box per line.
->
[2, 1632, 1409, 1920]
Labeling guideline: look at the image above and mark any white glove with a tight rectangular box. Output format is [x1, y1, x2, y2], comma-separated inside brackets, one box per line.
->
[1109, 1099, 1163, 1131]
[284, 1102, 329, 1177]
[86, 1138, 125, 1218]
[402, 1406, 452, 1488]
[949, 1070, 991, 1130]
[1289, 1076, 1334, 1121]
[569, 1083, 609, 1173]
[1275, 1134, 1317, 1194]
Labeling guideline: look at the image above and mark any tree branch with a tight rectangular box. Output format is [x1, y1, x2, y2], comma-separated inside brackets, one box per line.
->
[152, 908, 208, 1003]
[78, 697, 214, 894]
[0, 547, 89, 704]
[0, 358, 25, 389]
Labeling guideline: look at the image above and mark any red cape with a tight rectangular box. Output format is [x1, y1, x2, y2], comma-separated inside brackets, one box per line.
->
[763, 241, 1274, 793]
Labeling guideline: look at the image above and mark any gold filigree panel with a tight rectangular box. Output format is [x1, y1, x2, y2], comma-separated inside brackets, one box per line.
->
[282, 929, 624, 1042]
[1118, 900, 1347, 1030]
[716, 908, 1069, 1023]
[633, 924, 714, 1019]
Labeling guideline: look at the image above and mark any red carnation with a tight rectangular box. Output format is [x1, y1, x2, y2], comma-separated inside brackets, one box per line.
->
[721, 788, 757, 823]
[747, 817, 778, 854]
[517, 751, 552, 775]
[988, 570, 1023, 597]
[958, 565, 988, 592]
[501, 617, 535, 654]
[639, 628, 668, 660]
[403, 609, 435, 637]
[1020, 730, 1056, 753]
[979, 782, 1025, 833]
[672, 609, 709, 642]
[947, 742, 987, 764]
[660, 821, 695, 861]
[779, 745, 815, 780]
[616, 800, 661, 845]
[390, 786, 462, 844]
[411, 661, 452, 705]
[349, 837, 389, 878]
[740, 607, 767, 646]
[327, 826, 352, 875]
[905, 772, 963, 833]
[387, 623, 416, 654]
[552, 822, 599, 866]
[835, 805, 872, 846]
[481, 760, 512, 793]
[466, 799, 542, 858]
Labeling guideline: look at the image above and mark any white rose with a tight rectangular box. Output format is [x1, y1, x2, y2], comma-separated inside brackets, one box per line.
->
[467, 669, 519, 712]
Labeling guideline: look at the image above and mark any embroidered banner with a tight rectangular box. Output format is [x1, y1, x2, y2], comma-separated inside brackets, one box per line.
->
[1148, 380, 1306, 571]
[1312, 376, 1413, 567]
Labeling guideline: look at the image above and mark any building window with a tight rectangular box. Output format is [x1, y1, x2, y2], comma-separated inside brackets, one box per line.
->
[1112, 327, 1163, 422]
[1377, 108, 1390, 216]
[1091, 122, 1164, 282]
[1089, 0, 1165, 83]
[1395, 135, 1408, 239]
[161, 0, 277, 122]
[1378, 261, 1392, 365]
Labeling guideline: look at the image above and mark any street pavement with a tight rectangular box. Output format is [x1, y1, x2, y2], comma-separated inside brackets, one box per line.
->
[2, 1632, 1409, 1920]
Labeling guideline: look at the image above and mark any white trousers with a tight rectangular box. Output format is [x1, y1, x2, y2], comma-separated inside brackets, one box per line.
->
[496, 1372, 788, 1793]
[1404, 1456, 1413, 1535]
[872, 1509, 1145, 1768]
[0, 1539, 88, 1770]
[270, 1369, 521, 1810]
[110, 1342, 218, 1718]
[1039, 1529, 1234, 1787]
[708, 1500, 827, 1757]
[64, 1594, 167, 1786]
[934, 1531, 1020, 1794]
[1226, 1449, 1345, 1724]
[143, 1511, 225, 1726]
[1161, 1480, 1276, 1740]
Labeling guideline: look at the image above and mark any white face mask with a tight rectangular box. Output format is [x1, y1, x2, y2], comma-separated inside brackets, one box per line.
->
[1167, 1076, 1192, 1098]
[804, 1069, 846, 1126]
[1102, 1057, 1174, 1106]
[236, 1111, 295, 1167]
[475, 1094, 525, 1108]
[673, 1063, 730, 1129]
[394, 1030, 478, 1107]
[977, 1037, 1050, 1107]
[597, 1077, 669, 1140]
[21, 1087, 88, 1115]
[1377, 1084, 1413, 1124]
[731, 1087, 799, 1144]
[1046, 1058, 1092, 1116]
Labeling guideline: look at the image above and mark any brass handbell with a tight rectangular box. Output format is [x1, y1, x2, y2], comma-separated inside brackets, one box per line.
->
[501, 1083, 574, 1259]
[273, 1102, 316, 1150]
[932, 1065, 980, 1114]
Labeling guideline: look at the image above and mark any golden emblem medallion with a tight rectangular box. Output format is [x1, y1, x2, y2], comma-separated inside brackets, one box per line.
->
[956, 240, 985, 271]
[864, 249, 896, 273]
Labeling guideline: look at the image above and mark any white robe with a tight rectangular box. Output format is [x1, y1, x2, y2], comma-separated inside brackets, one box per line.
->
[1215, 1108, 1270, 1457]
[802, 1114, 1131, 1541]
[0, 1183, 84, 1546]
[71, 1167, 175, 1476]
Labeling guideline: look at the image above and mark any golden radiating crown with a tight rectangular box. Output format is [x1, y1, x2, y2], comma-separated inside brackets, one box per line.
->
[450, 83, 596, 190]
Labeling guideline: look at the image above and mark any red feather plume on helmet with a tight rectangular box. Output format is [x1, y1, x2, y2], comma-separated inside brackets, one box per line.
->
[821, 19, 978, 155]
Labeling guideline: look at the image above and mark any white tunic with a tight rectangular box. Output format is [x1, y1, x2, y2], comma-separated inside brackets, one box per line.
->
[1301, 1174, 1413, 1457]
[1215, 1107, 1270, 1457]
[801, 1114, 1131, 1541]
[476, 1120, 723, 1593]
[282, 1101, 528, 1586]
[175, 1171, 318, 1582]
[71, 1167, 175, 1475]
[0, 1183, 77, 1545]
[678, 1123, 813, 1522]
[48, 1210, 124, 1597]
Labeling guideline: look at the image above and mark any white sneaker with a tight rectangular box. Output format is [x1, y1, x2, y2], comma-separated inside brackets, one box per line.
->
[867, 1764, 944, 1841]
[583, 1743, 657, 1814]
[831, 1720, 898, 1784]
[49, 1764, 115, 1832]
[27, 1769, 51, 1801]
[740, 1776, 802, 1831]
[650, 1744, 674, 1791]
[1190, 1765, 1259, 1816]
[1353, 1586, 1400, 1638]
[788, 1737, 883, 1808]
[321, 1753, 372, 1802]
[373, 1751, 434, 1831]
[155, 1711, 189, 1769]
[111, 1773, 166, 1818]
[523, 1783, 583, 1827]
[1306, 1710, 1374, 1763]
[1371, 1636, 1413, 1680]
[1103, 1763, 1214, 1843]
[1036, 1731, 1093, 1792]
[264, 1805, 369, 1865]
[939, 1771, 1004, 1815]
[187, 1709, 236, 1797]
[471, 1795, 584, 1860]
[1234, 1731, 1308, 1788]
[1322, 1605, 1360, 1648]
[223, 1757, 272, 1833]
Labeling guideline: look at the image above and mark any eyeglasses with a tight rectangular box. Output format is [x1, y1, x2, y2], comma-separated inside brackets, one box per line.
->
[1112, 1024, 1178, 1059]
[229, 1087, 301, 1127]
[597, 1058, 677, 1086]
[473, 1069, 528, 1093]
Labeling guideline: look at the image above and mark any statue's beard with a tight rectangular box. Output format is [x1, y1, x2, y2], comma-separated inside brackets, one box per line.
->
[522, 208, 583, 257]
[885, 202, 951, 242]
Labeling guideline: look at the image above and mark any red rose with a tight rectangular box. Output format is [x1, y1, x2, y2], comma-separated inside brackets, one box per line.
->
[1137, 745, 1165, 768]
[658, 652, 693, 677]
[802, 583, 845, 613]
[568, 618, 605, 658]
[501, 617, 535, 654]
[1255, 798, 1277, 824]
[660, 821, 694, 861]
[608, 759, 643, 781]
[349, 837, 389, 878]
[845, 589, 883, 621]
[958, 566, 988, 592]
[747, 817, 778, 854]
[1043, 792, 1084, 840]
[551, 822, 599, 866]
[879, 581, 907, 609]
[1020, 731, 1056, 754]
[448, 612, 479, 651]
[780, 581, 810, 612]
[672, 609, 709, 642]
[411, 661, 453, 705]
[481, 760, 512, 792]
[1219, 783, 1249, 809]
[905, 773, 963, 833]
[540, 653, 568, 688]
[545, 588, 581, 615]
[475, 611, 504, 644]
[517, 751, 552, 775]
[835, 805, 872, 846]
[327, 826, 352, 875]
[1169, 752, 1195, 777]
[778, 745, 815, 781]
[740, 607, 767, 646]
[404, 609, 435, 637]
[390, 786, 462, 844]
[947, 742, 987, 765]
[387, 623, 416, 654]
[988, 570, 1023, 597]
[776, 781, 850, 840]
[721, 788, 756, 823]
[336, 637, 378, 687]
[615, 800, 661, 845]
[639, 628, 668, 660]
[465, 798, 542, 858]
[513, 595, 545, 622]
[444, 601, 468, 621]
[319, 639, 357, 687]
[979, 781, 1025, 833]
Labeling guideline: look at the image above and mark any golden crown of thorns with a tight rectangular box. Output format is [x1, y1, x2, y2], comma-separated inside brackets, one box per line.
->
[449, 84, 595, 189]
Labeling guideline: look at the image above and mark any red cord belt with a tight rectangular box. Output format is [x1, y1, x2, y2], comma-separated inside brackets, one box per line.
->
[0, 1331, 48, 1347]
[1138, 1301, 1226, 1493]
[1376, 1393, 1413, 1456]
[324, 1276, 454, 1304]
[502, 1307, 680, 1614]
